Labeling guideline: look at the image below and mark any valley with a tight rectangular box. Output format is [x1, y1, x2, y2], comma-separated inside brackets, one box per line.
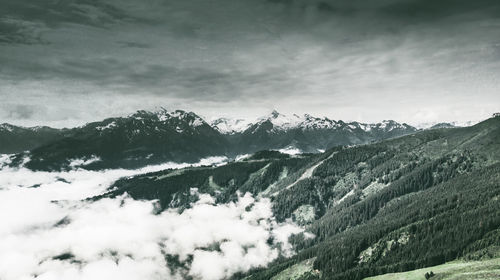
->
[1, 113, 499, 280]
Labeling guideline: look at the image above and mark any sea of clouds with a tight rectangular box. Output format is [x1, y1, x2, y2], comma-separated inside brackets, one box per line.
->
[0, 155, 304, 280]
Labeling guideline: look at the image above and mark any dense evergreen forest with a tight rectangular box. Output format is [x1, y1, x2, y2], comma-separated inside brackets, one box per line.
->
[99, 116, 500, 279]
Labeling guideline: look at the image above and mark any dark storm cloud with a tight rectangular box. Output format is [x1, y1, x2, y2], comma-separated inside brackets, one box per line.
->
[117, 41, 151, 49]
[1, 0, 500, 127]
[379, 0, 500, 21]
[1, 104, 38, 120]
[0, 57, 122, 81]
[0, 0, 131, 27]
[0, 19, 44, 44]
[3, 0, 500, 45]
[0, 55, 279, 101]
[269, 0, 500, 21]
[0, 0, 139, 45]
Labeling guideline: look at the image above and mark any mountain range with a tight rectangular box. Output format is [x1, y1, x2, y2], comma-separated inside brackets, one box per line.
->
[96, 114, 500, 279]
[2, 110, 499, 279]
[0, 123, 68, 154]
[4, 109, 421, 170]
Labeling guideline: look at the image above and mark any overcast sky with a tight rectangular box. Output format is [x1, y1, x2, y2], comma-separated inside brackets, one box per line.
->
[1, 0, 500, 127]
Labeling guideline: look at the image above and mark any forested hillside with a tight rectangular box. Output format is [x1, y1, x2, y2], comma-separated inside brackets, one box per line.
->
[10, 110, 230, 170]
[96, 116, 500, 279]
[0, 124, 66, 153]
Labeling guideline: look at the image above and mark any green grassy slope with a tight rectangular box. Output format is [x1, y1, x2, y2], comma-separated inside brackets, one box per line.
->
[365, 257, 500, 280]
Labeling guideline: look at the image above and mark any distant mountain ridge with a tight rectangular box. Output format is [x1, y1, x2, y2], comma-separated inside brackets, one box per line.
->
[0, 123, 68, 154]
[10, 109, 229, 170]
[98, 115, 500, 280]
[211, 110, 415, 135]
[3, 109, 425, 170]
[415, 120, 478, 130]
[218, 110, 418, 155]
[429, 122, 456, 129]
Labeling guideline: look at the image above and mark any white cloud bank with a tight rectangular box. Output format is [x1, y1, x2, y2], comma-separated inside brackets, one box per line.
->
[0, 155, 303, 280]
[277, 146, 303, 156]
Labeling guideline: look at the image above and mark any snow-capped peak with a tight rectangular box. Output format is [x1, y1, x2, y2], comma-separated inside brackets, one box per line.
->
[300, 115, 337, 129]
[0, 123, 57, 133]
[0, 123, 15, 132]
[208, 111, 418, 134]
[211, 118, 252, 134]
[352, 120, 414, 132]
[162, 110, 206, 127]
[258, 110, 303, 130]
[129, 109, 207, 127]
[261, 111, 342, 131]
[93, 109, 209, 133]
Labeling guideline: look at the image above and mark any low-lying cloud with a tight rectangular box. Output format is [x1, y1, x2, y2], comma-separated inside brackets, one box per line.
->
[0, 155, 304, 280]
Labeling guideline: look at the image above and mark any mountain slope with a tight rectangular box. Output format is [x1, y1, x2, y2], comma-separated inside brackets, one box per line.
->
[96, 116, 500, 279]
[365, 255, 500, 280]
[210, 117, 252, 134]
[429, 122, 456, 129]
[0, 123, 66, 153]
[14, 110, 230, 170]
[7, 109, 419, 171]
[247, 116, 500, 280]
[226, 111, 417, 154]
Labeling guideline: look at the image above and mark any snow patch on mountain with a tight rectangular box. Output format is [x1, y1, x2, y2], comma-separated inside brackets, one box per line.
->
[253, 110, 338, 132]
[262, 110, 303, 130]
[0, 124, 15, 132]
[129, 109, 207, 127]
[380, 120, 405, 131]
[191, 118, 204, 127]
[359, 123, 372, 131]
[96, 121, 117, 131]
[300, 114, 337, 130]
[211, 118, 252, 134]
[212, 110, 416, 135]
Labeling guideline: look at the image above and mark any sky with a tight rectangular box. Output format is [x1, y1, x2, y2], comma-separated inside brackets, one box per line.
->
[1, 0, 500, 128]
